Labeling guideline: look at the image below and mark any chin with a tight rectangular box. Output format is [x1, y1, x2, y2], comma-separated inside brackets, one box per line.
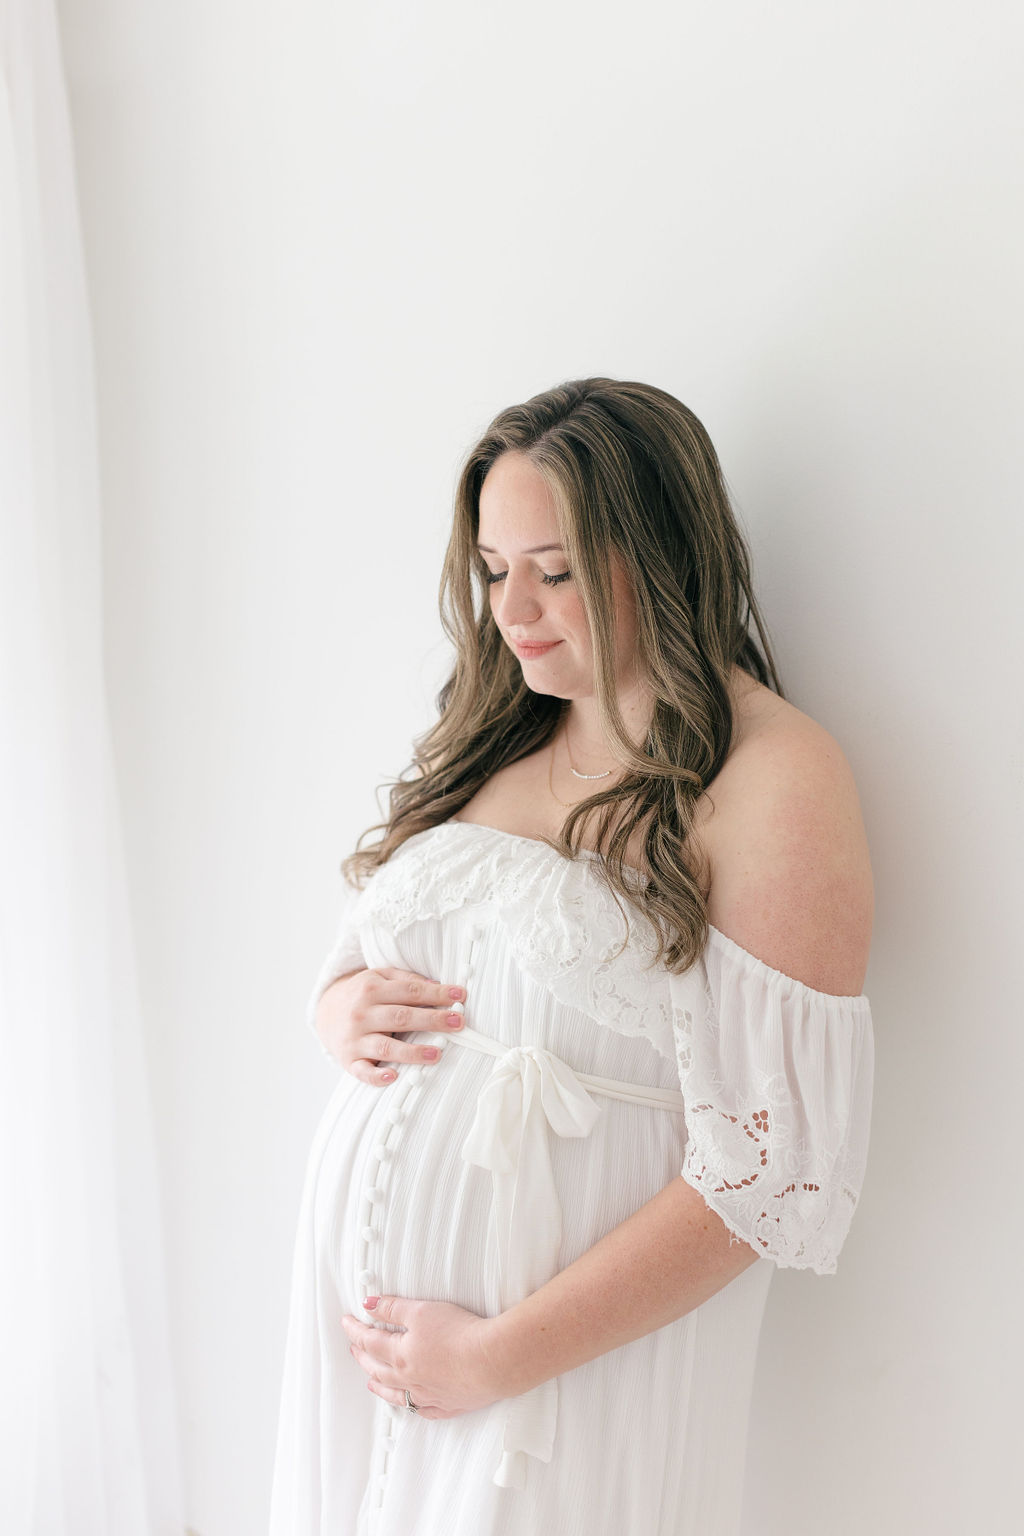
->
[523, 681, 580, 701]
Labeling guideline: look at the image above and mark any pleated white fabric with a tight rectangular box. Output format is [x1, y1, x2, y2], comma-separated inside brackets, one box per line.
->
[0, 4, 184, 1530]
[270, 820, 875, 1536]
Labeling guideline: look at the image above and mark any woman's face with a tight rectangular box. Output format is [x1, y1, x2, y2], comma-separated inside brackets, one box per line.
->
[477, 450, 638, 702]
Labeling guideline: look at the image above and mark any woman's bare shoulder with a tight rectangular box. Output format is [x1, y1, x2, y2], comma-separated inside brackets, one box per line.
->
[694, 678, 875, 996]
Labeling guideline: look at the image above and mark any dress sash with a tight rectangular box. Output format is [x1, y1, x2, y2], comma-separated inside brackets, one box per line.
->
[422, 1022, 685, 1491]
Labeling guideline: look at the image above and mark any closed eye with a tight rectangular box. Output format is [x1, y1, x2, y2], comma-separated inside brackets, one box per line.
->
[484, 570, 572, 587]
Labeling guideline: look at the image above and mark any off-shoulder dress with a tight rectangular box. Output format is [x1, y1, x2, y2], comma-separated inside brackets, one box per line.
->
[269, 820, 875, 1536]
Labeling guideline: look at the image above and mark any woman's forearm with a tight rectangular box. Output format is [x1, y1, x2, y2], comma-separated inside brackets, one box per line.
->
[481, 1174, 764, 1399]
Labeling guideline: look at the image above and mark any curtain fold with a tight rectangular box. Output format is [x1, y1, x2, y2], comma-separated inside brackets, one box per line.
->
[0, 1, 184, 1530]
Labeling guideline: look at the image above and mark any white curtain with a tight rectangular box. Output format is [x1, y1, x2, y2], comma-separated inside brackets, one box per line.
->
[0, 2, 184, 1530]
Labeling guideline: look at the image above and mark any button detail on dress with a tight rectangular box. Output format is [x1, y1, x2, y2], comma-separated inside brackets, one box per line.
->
[361, 1226, 377, 1242]
[372, 1142, 390, 1160]
[359, 1269, 376, 1287]
[387, 1106, 405, 1125]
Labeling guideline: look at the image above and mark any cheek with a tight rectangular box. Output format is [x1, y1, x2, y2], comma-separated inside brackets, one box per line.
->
[558, 592, 589, 637]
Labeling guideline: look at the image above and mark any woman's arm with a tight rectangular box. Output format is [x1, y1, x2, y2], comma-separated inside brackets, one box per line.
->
[482, 713, 874, 1398]
[482, 1175, 761, 1398]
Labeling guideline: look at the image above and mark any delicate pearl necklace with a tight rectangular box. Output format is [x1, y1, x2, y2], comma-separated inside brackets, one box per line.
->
[547, 711, 616, 807]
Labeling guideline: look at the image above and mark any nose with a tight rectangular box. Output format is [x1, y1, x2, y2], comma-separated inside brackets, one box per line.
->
[491, 568, 544, 628]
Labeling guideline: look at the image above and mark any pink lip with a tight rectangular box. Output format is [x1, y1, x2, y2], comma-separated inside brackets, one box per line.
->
[512, 639, 562, 658]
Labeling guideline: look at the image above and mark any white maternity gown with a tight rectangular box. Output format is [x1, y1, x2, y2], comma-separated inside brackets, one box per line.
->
[270, 819, 875, 1536]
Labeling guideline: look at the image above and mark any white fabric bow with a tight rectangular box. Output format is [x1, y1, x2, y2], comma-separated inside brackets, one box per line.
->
[460, 1043, 603, 1490]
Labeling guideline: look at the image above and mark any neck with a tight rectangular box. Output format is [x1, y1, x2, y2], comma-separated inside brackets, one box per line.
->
[557, 663, 750, 766]
[557, 682, 654, 770]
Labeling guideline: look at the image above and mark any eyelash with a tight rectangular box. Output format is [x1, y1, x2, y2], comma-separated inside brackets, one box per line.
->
[483, 570, 572, 587]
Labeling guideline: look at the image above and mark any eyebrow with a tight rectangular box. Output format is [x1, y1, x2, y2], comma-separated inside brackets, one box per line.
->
[476, 543, 564, 555]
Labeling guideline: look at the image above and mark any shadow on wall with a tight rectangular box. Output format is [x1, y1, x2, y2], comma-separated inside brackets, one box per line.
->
[734, 58, 1020, 1536]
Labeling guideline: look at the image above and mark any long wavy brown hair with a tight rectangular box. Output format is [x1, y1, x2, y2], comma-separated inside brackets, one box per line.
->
[340, 376, 784, 973]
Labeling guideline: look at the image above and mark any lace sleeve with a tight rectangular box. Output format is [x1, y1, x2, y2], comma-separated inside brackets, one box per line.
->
[305, 881, 367, 1045]
[668, 926, 875, 1275]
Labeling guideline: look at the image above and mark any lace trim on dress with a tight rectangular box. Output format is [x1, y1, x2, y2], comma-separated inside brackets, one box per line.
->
[668, 946, 874, 1275]
[349, 822, 677, 1055]
[309, 819, 875, 1274]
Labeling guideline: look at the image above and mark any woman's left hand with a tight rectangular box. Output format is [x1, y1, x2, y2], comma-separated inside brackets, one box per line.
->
[341, 1296, 505, 1419]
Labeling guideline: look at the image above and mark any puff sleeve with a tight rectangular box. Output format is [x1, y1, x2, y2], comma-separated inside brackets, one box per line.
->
[667, 925, 875, 1276]
[304, 880, 367, 1042]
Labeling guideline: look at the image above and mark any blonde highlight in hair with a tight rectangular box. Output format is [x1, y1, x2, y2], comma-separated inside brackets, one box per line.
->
[341, 376, 784, 973]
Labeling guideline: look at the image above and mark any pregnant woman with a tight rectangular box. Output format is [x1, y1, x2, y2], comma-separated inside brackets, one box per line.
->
[269, 377, 876, 1535]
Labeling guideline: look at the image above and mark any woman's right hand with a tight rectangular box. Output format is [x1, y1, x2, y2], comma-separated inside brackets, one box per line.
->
[314, 968, 467, 1085]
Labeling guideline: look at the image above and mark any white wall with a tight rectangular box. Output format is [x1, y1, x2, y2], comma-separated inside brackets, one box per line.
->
[60, 2, 1023, 1532]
